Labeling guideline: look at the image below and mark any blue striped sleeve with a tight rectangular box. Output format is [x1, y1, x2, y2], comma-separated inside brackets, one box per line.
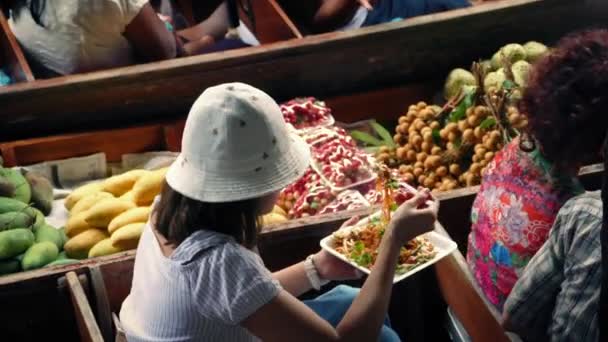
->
[190, 243, 281, 325]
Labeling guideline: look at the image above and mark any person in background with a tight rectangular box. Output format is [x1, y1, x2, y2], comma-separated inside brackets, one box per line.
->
[119, 82, 439, 341]
[501, 29, 608, 342]
[466, 29, 608, 312]
[7, 0, 209, 77]
[294, 0, 470, 33]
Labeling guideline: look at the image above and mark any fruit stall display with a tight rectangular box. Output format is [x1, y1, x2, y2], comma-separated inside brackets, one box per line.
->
[368, 41, 547, 191]
[0, 162, 68, 275]
[62, 168, 167, 260]
[0, 162, 168, 276]
[266, 41, 549, 223]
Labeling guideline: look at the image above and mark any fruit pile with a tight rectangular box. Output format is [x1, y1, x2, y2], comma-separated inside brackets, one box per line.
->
[370, 42, 548, 192]
[0, 164, 69, 275]
[272, 125, 378, 222]
[444, 42, 549, 101]
[281, 97, 334, 130]
[309, 127, 375, 189]
[63, 168, 167, 260]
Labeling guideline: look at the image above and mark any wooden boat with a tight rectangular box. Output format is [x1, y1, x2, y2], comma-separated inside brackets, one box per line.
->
[0, 0, 605, 140]
[0, 1, 606, 338]
[0, 80, 605, 340]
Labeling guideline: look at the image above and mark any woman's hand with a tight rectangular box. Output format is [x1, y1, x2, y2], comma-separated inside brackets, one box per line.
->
[314, 216, 362, 281]
[314, 249, 362, 281]
[357, 0, 375, 10]
[387, 189, 439, 244]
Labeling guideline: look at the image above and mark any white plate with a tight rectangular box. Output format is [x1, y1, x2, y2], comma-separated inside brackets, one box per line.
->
[320, 219, 457, 284]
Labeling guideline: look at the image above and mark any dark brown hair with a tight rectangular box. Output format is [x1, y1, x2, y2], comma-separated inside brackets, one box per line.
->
[520, 29, 608, 170]
[153, 181, 261, 248]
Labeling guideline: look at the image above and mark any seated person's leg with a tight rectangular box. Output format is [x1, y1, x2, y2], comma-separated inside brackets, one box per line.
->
[303, 285, 401, 342]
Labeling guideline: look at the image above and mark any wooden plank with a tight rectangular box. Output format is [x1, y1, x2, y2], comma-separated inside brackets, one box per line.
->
[238, 0, 302, 44]
[0, 0, 604, 139]
[0, 124, 167, 165]
[66, 272, 104, 342]
[89, 266, 115, 342]
[0, 9, 34, 83]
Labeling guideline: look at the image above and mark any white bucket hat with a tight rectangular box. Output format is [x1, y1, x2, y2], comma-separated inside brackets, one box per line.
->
[166, 83, 311, 203]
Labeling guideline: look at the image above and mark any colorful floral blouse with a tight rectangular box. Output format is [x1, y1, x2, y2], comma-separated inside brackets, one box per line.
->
[466, 137, 583, 311]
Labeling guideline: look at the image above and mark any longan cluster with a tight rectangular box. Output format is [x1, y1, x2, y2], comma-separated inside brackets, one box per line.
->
[391, 102, 460, 191]
[390, 102, 515, 191]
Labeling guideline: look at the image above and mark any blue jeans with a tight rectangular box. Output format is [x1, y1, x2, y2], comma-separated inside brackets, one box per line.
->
[304, 285, 401, 342]
[363, 0, 471, 26]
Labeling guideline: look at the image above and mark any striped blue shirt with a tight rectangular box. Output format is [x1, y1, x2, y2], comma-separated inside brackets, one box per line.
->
[504, 191, 601, 341]
[120, 223, 281, 341]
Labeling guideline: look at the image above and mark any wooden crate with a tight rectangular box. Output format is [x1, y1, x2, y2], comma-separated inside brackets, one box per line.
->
[0, 0, 604, 140]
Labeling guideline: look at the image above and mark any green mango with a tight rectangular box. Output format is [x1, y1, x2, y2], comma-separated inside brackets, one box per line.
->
[31, 208, 46, 231]
[24, 171, 53, 216]
[22, 242, 59, 271]
[58, 227, 68, 248]
[56, 251, 68, 260]
[14, 253, 25, 263]
[45, 258, 79, 268]
[35, 224, 64, 250]
[0, 177, 16, 198]
[0, 168, 31, 204]
[0, 259, 21, 275]
[0, 211, 35, 231]
[0, 229, 35, 259]
[0, 197, 31, 214]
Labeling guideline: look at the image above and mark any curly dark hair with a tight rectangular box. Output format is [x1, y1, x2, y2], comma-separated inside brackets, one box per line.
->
[521, 29, 608, 341]
[521, 29, 608, 169]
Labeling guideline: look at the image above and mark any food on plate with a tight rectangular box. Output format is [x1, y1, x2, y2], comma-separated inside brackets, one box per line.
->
[311, 136, 375, 189]
[281, 97, 334, 129]
[333, 222, 436, 273]
[318, 190, 370, 215]
[290, 185, 336, 218]
[331, 165, 436, 273]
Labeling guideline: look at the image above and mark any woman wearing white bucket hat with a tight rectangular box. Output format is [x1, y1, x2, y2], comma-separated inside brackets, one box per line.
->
[120, 82, 438, 341]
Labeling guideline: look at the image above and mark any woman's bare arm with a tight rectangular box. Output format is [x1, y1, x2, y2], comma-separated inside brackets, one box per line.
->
[124, 3, 177, 62]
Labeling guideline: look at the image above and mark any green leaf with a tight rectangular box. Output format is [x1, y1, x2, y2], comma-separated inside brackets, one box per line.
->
[364, 146, 380, 154]
[350, 130, 384, 147]
[432, 129, 442, 144]
[310, 202, 319, 209]
[479, 117, 497, 129]
[371, 121, 396, 147]
[354, 241, 364, 253]
[453, 137, 462, 149]
[388, 179, 399, 189]
[390, 203, 398, 211]
[370, 216, 380, 224]
[502, 80, 516, 90]
[448, 89, 475, 123]
[356, 252, 372, 267]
